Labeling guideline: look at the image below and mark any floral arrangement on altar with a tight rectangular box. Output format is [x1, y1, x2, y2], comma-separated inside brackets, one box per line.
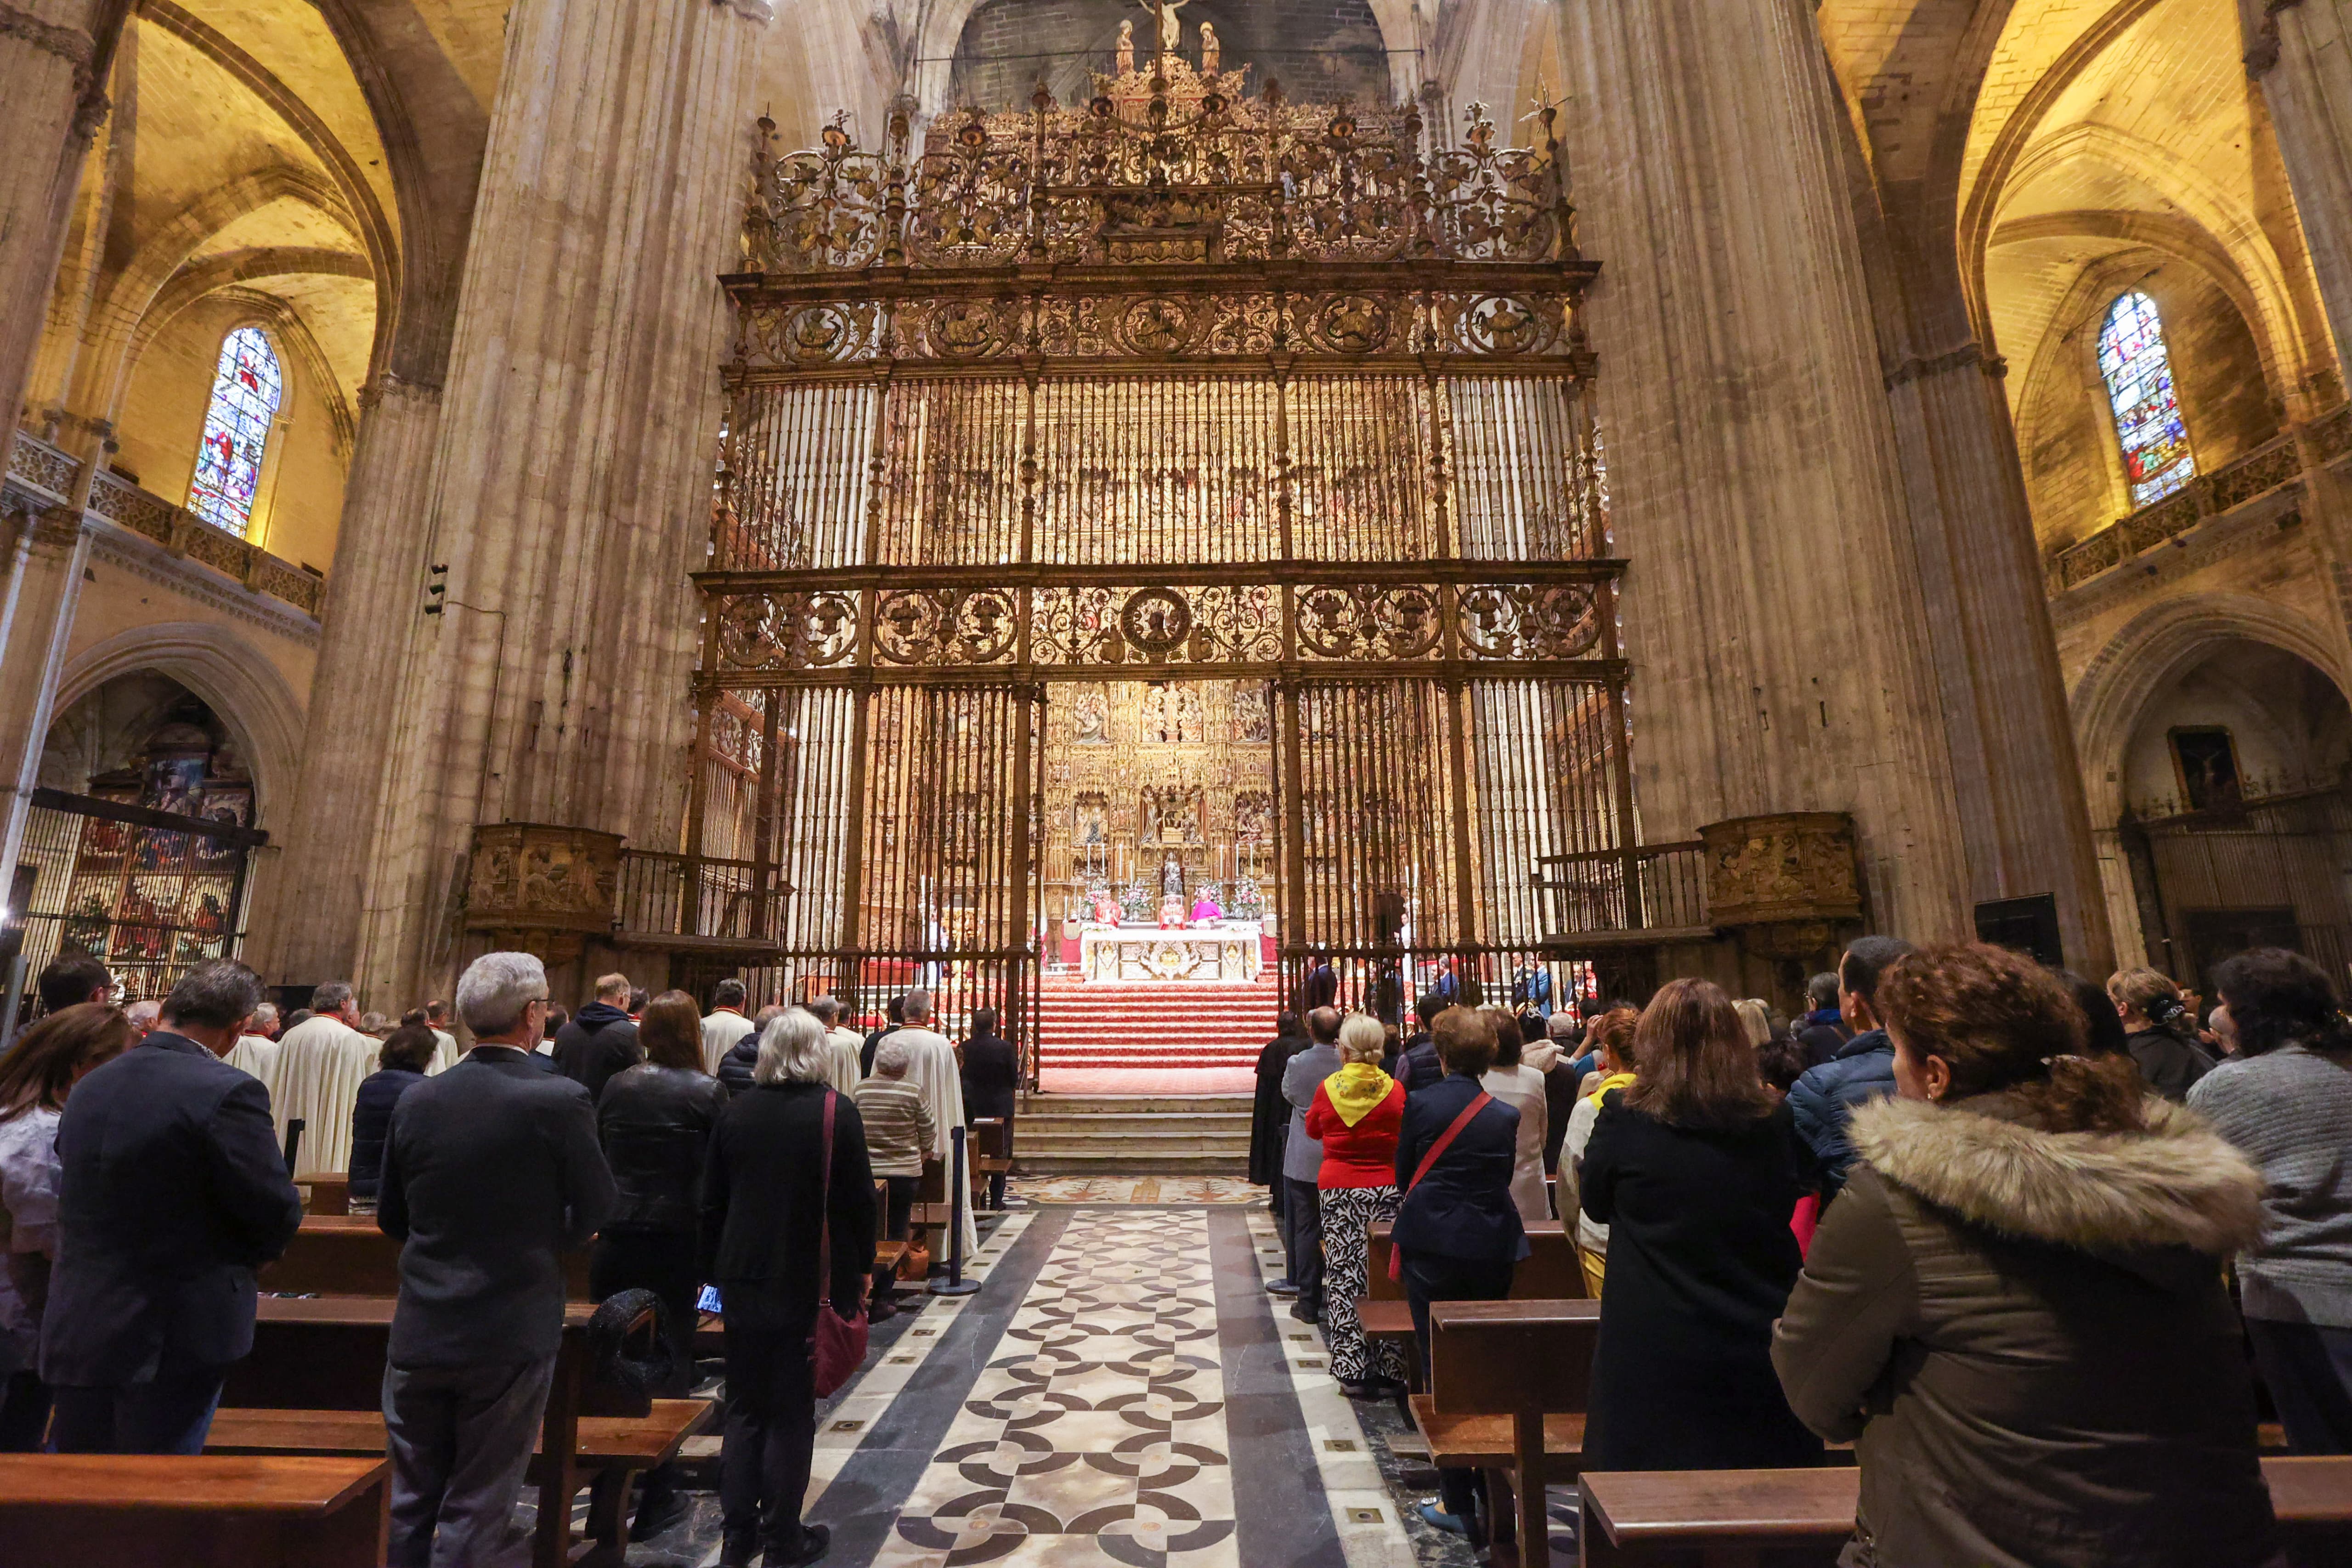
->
[1119, 879, 1156, 923]
[1230, 878, 1264, 917]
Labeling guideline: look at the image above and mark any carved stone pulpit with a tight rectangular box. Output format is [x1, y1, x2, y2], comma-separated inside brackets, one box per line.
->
[463, 822, 624, 963]
[1700, 812, 1863, 963]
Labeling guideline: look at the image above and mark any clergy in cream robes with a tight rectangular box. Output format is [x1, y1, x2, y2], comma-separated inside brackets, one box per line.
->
[824, 1025, 865, 1092]
[891, 1025, 977, 1256]
[272, 1011, 381, 1177]
[224, 1033, 283, 1100]
[427, 1027, 460, 1074]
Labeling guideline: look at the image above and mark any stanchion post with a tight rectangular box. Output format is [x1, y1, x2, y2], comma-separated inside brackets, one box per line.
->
[283, 1117, 305, 1177]
[928, 1125, 980, 1297]
[0, 954, 27, 1057]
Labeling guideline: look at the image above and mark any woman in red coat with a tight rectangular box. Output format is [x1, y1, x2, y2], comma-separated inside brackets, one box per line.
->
[1306, 1013, 1410, 1396]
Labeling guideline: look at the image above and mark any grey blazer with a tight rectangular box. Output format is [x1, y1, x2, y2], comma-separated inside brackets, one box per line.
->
[378, 1046, 616, 1368]
[1279, 1043, 1342, 1183]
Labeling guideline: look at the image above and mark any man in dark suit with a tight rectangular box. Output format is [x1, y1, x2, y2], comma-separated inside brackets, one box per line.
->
[42, 959, 302, 1454]
[552, 971, 643, 1103]
[1302, 954, 1339, 1013]
[861, 992, 906, 1076]
[379, 951, 616, 1568]
[959, 1007, 1020, 1210]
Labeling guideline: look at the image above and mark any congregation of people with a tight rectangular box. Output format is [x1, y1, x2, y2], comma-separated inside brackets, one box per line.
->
[1248, 937, 2352, 1561]
[0, 953, 1021, 1568]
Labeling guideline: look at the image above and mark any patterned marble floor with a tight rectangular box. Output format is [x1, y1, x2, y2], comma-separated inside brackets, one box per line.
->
[876, 1211, 1234, 1568]
[1008, 1176, 1263, 1206]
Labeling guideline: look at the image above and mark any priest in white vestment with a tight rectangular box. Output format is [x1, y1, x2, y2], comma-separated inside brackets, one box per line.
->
[700, 979, 752, 1075]
[422, 1000, 460, 1074]
[225, 1031, 283, 1099]
[271, 983, 382, 1177]
[811, 996, 864, 1092]
[894, 991, 976, 1257]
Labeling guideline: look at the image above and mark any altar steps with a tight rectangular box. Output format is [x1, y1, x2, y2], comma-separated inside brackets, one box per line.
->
[1015, 1093, 1255, 1175]
[1033, 972, 1283, 1071]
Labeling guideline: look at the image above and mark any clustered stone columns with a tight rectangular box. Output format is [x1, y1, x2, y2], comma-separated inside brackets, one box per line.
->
[2256, 2, 2352, 390]
[325, 0, 769, 1009]
[0, 0, 129, 885]
[1556, 0, 1974, 945]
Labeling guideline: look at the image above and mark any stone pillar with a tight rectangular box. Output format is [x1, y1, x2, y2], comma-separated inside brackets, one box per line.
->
[0, 490, 94, 880]
[1882, 347, 2115, 972]
[342, 0, 768, 1008]
[243, 373, 443, 986]
[0, 1, 130, 460]
[1555, 0, 1972, 941]
[2255, 3, 2352, 378]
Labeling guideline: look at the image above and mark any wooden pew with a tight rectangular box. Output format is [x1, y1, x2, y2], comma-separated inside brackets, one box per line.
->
[972, 1117, 1012, 1207]
[1577, 1457, 2352, 1567]
[1359, 1220, 1585, 1392]
[0, 1454, 389, 1567]
[221, 1297, 703, 1568]
[300, 1174, 351, 1216]
[1426, 1298, 1599, 1566]
[258, 1216, 592, 1300]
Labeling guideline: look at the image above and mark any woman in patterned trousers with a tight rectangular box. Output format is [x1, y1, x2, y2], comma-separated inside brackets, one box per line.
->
[1306, 1014, 1412, 1395]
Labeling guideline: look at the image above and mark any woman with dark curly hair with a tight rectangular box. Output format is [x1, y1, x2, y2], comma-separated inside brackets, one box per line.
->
[2190, 946, 2352, 1455]
[1775, 941, 2279, 1567]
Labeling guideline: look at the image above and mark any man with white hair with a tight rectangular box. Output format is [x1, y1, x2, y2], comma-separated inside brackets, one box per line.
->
[378, 951, 614, 1568]
[124, 999, 160, 1037]
[892, 990, 974, 1258]
[271, 982, 380, 1177]
[225, 1003, 284, 1098]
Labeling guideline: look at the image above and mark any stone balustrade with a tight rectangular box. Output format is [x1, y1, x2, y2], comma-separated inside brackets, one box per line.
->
[3, 430, 326, 619]
[2045, 407, 2351, 597]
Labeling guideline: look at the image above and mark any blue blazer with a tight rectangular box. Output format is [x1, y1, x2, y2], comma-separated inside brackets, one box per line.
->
[41, 1031, 304, 1386]
[1390, 1071, 1529, 1265]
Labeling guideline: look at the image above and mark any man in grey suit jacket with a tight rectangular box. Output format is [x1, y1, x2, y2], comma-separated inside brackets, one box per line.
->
[43, 960, 302, 1453]
[378, 951, 616, 1568]
[1277, 1007, 1343, 1323]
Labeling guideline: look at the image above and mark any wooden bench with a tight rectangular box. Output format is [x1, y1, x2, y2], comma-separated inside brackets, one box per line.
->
[226, 1296, 692, 1568]
[972, 1117, 1013, 1206]
[0, 1454, 389, 1567]
[1425, 1298, 1599, 1565]
[300, 1173, 351, 1216]
[1359, 1221, 1587, 1392]
[257, 1217, 593, 1300]
[1577, 1456, 2352, 1567]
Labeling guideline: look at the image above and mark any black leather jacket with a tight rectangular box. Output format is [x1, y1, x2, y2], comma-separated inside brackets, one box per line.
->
[596, 1064, 728, 1234]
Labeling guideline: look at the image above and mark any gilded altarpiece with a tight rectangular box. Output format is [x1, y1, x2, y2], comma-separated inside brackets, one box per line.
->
[663, 55, 1641, 1074]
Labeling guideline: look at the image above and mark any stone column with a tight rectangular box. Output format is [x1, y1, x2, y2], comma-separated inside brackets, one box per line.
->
[243, 373, 443, 986]
[1882, 336, 2115, 971]
[0, 482, 95, 880]
[341, 0, 769, 1008]
[0, 1, 130, 460]
[1555, 0, 1972, 941]
[2256, 3, 2352, 379]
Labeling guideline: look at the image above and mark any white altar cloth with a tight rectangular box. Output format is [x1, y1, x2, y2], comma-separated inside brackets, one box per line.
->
[1080, 920, 1262, 982]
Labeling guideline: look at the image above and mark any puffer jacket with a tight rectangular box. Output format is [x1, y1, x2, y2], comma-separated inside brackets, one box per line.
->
[1771, 1090, 2278, 1568]
[1784, 1029, 1894, 1198]
[596, 1064, 728, 1235]
[716, 1030, 760, 1096]
[347, 1068, 424, 1202]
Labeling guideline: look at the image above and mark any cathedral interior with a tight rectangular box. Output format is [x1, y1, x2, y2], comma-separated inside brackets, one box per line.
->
[5, 0, 2352, 1043]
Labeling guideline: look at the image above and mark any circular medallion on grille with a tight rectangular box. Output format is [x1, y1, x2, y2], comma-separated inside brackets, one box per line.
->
[1119, 588, 1193, 655]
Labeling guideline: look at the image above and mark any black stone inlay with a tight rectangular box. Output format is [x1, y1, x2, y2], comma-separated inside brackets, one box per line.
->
[1207, 1206, 1349, 1568]
[815, 1208, 1073, 1568]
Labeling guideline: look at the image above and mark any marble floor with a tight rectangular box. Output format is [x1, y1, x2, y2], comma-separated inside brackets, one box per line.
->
[582, 1197, 1574, 1568]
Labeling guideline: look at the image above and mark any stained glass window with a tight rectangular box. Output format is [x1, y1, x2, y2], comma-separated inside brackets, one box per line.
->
[2097, 291, 2195, 509]
[187, 326, 283, 537]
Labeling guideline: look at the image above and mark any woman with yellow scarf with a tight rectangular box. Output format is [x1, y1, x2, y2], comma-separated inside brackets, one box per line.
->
[1303, 1014, 1411, 1395]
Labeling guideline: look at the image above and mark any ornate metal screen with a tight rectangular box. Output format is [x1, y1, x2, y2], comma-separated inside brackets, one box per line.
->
[675, 61, 1634, 1069]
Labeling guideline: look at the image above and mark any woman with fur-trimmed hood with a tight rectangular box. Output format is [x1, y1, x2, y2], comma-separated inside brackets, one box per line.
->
[1771, 940, 2281, 1568]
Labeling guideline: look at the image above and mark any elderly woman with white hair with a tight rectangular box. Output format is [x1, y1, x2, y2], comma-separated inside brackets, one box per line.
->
[701, 1006, 876, 1568]
[852, 1035, 936, 1320]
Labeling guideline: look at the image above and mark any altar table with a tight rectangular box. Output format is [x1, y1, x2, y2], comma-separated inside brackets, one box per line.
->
[1080, 920, 1263, 981]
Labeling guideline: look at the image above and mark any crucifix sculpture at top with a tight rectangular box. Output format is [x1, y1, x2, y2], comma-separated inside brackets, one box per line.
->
[1136, 0, 1188, 57]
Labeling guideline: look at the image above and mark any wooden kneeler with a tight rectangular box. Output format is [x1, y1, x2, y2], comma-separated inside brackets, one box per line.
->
[1428, 1299, 1599, 1565]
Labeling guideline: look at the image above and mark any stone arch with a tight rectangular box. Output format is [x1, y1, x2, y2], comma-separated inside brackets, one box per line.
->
[56, 623, 308, 829]
[2069, 591, 2352, 824]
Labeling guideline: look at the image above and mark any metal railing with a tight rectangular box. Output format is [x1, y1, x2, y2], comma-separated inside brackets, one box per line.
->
[4, 431, 326, 618]
[1532, 839, 1709, 945]
[614, 849, 789, 945]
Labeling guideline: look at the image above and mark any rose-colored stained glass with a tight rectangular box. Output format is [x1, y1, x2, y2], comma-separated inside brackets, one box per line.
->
[187, 326, 283, 537]
[2097, 291, 2194, 509]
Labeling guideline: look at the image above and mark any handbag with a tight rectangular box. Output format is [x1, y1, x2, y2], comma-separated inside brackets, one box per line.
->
[1387, 1090, 1493, 1282]
[811, 1089, 871, 1398]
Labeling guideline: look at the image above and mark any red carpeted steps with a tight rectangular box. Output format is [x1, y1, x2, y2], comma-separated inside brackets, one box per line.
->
[1034, 970, 1283, 1071]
